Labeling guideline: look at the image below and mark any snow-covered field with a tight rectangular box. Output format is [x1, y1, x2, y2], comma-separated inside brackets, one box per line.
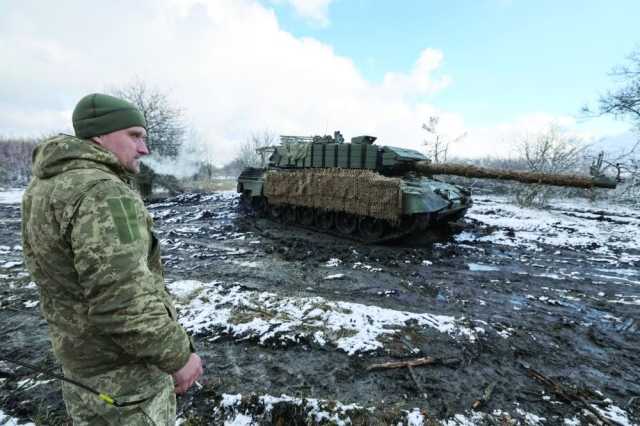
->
[175, 391, 634, 426]
[458, 196, 640, 262]
[1, 189, 639, 425]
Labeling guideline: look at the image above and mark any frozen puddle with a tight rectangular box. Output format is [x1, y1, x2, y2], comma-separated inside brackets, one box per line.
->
[168, 280, 485, 355]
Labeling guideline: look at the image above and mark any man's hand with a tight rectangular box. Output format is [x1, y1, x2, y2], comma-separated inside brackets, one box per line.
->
[172, 353, 203, 394]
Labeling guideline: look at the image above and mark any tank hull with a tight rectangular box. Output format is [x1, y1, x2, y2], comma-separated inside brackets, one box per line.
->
[237, 167, 471, 243]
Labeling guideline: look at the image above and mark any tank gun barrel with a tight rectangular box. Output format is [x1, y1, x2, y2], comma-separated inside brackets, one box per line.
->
[414, 161, 617, 189]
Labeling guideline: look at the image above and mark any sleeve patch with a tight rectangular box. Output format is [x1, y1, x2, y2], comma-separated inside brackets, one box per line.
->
[107, 197, 142, 243]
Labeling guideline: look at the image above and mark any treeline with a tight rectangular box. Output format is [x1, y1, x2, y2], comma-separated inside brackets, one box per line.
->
[0, 136, 41, 186]
[191, 158, 250, 181]
[0, 134, 242, 187]
[1, 132, 638, 207]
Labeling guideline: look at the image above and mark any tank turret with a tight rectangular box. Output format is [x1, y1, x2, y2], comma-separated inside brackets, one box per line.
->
[237, 132, 616, 242]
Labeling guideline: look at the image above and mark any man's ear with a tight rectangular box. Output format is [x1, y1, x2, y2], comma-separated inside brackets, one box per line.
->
[91, 136, 103, 145]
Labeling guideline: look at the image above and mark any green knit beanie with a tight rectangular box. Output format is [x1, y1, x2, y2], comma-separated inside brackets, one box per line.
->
[72, 93, 147, 139]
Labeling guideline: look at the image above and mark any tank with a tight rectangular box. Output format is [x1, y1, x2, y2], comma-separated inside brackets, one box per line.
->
[237, 131, 616, 243]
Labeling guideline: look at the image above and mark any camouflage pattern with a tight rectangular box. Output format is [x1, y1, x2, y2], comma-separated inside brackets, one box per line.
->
[21, 134, 192, 422]
[264, 168, 403, 221]
[62, 373, 174, 425]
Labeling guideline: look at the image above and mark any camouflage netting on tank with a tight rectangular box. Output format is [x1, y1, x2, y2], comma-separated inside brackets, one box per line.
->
[264, 169, 403, 221]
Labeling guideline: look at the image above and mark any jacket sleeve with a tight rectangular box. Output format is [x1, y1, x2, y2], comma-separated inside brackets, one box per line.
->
[70, 180, 191, 374]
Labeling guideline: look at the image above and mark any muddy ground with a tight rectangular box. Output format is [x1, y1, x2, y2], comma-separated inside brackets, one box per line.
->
[0, 191, 639, 425]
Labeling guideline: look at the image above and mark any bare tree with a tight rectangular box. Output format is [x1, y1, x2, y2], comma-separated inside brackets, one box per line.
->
[110, 80, 185, 158]
[517, 125, 586, 174]
[580, 47, 640, 204]
[620, 157, 640, 202]
[221, 158, 247, 178]
[514, 124, 589, 206]
[109, 80, 188, 198]
[198, 144, 218, 179]
[195, 161, 217, 180]
[0, 136, 41, 186]
[582, 47, 640, 130]
[236, 130, 278, 168]
[0, 164, 7, 185]
[422, 116, 466, 163]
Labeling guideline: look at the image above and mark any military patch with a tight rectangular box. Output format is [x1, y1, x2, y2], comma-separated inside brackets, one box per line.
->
[107, 197, 141, 243]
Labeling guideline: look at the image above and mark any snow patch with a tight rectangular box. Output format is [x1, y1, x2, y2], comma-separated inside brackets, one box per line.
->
[16, 378, 54, 390]
[168, 279, 209, 299]
[352, 262, 382, 272]
[1, 261, 22, 269]
[224, 413, 253, 426]
[0, 189, 24, 204]
[216, 393, 362, 426]
[168, 280, 484, 355]
[325, 258, 342, 267]
[442, 409, 559, 426]
[23, 300, 39, 308]
[406, 408, 425, 425]
[324, 273, 345, 280]
[592, 401, 636, 425]
[468, 263, 500, 272]
[213, 392, 432, 426]
[231, 260, 261, 268]
[0, 409, 35, 426]
[608, 297, 640, 305]
[516, 408, 546, 425]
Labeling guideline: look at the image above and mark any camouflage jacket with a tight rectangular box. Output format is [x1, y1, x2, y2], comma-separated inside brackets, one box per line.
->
[21, 134, 191, 384]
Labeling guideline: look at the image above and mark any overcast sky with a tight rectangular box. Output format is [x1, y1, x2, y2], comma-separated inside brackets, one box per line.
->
[1, 0, 638, 165]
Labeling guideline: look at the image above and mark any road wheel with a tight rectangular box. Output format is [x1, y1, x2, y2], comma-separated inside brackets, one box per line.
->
[251, 196, 267, 217]
[268, 204, 284, 222]
[335, 212, 358, 235]
[283, 205, 297, 224]
[359, 217, 387, 241]
[316, 210, 335, 230]
[238, 194, 248, 212]
[297, 206, 314, 226]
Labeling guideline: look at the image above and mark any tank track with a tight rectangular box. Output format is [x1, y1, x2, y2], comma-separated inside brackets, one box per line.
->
[239, 195, 462, 244]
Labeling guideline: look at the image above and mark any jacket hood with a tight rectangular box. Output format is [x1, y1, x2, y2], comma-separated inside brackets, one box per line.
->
[32, 134, 129, 180]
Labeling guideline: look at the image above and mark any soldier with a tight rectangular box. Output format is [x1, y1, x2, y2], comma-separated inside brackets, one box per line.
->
[21, 93, 202, 425]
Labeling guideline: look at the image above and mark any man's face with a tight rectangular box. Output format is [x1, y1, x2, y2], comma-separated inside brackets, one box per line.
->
[94, 126, 149, 174]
